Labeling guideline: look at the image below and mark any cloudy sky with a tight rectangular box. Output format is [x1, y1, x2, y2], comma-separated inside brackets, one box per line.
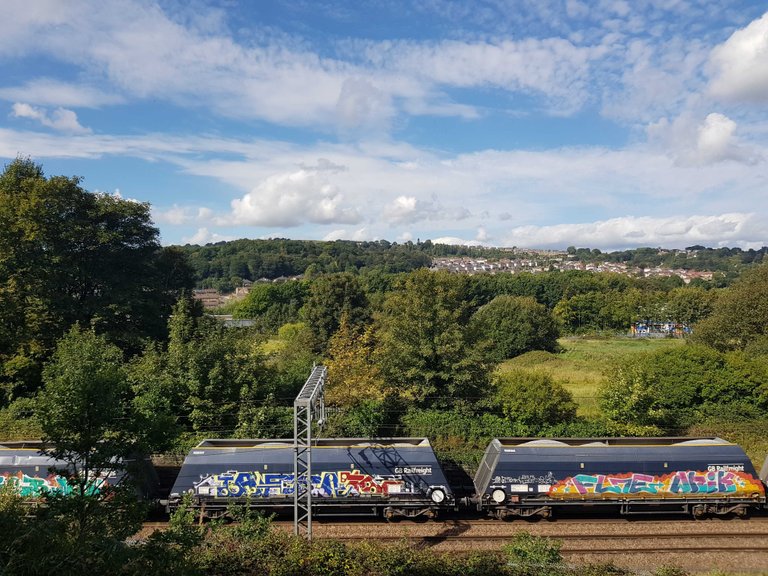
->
[1, 1, 767, 250]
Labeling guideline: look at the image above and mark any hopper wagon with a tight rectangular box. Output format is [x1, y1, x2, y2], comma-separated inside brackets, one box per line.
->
[167, 437, 455, 519]
[0, 440, 150, 501]
[473, 437, 767, 519]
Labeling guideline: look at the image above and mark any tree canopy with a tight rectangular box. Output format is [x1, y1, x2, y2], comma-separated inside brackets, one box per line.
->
[0, 158, 194, 401]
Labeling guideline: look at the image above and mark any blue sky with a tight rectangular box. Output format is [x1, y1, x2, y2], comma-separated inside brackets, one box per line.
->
[1, 0, 767, 250]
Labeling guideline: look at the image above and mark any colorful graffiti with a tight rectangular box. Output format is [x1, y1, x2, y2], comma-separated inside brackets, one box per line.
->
[0, 471, 106, 497]
[549, 470, 765, 499]
[194, 470, 422, 499]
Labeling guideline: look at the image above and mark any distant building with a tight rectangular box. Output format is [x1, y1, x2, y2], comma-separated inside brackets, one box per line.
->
[193, 288, 224, 309]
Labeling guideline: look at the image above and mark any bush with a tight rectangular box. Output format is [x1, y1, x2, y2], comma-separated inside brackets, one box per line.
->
[494, 370, 578, 429]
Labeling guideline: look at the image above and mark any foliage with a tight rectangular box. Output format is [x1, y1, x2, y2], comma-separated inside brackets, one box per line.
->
[302, 272, 371, 352]
[164, 298, 275, 435]
[600, 344, 768, 432]
[38, 327, 142, 484]
[493, 370, 578, 428]
[324, 397, 402, 438]
[181, 237, 434, 289]
[0, 396, 41, 440]
[0, 158, 194, 401]
[691, 264, 768, 351]
[376, 270, 494, 408]
[325, 313, 386, 407]
[503, 532, 564, 576]
[232, 280, 308, 331]
[261, 322, 318, 401]
[470, 295, 560, 361]
[501, 337, 684, 419]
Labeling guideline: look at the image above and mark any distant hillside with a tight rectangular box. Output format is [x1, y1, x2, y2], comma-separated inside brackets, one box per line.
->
[177, 238, 767, 290]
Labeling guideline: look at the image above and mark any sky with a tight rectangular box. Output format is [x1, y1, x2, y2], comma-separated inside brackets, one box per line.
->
[1, 1, 767, 251]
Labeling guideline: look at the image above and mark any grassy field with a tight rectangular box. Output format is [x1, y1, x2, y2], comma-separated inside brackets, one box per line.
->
[498, 336, 684, 418]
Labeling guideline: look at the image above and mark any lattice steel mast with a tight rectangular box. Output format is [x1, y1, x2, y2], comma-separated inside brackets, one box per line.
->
[293, 364, 326, 538]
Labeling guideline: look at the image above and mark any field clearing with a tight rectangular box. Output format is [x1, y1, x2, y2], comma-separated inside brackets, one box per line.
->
[498, 336, 684, 418]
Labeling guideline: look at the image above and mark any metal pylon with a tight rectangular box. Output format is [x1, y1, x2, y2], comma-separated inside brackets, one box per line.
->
[293, 364, 326, 539]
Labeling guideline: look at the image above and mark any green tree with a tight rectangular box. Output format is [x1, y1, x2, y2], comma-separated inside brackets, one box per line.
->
[376, 270, 493, 408]
[0, 158, 194, 401]
[325, 313, 386, 407]
[302, 273, 371, 352]
[233, 280, 308, 332]
[470, 296, 559, 361]
[32, 326, 157, 561]
[600, 344, 768, 431]
[494, 370, 577, 428]
[691, 264, 768, 351]
[166, 298, 274, 435]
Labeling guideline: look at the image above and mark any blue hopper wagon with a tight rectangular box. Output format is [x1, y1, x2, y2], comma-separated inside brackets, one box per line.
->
[473, 437, 767, 519]
[0, 440, 136, 500]
[167, 437, 455, 519]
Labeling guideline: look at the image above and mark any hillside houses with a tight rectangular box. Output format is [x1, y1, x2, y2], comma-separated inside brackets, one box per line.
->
[430, 257, 713, 284]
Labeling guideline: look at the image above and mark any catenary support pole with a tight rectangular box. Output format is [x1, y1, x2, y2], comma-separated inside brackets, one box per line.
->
[293, 364, 326, 539]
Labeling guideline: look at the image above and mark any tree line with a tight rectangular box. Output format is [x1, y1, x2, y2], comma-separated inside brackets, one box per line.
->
[180, 237, 765, 293]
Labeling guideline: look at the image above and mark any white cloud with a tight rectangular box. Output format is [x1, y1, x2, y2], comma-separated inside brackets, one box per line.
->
[181, 227, 236, 246]
[383, 194, 471, 226]
[364, 37, 601, 115]
[335, 77, 394, 138]
[224, 167, 362, 227]
[152, 204, 207, 226]
[647, 112, 761, 165]
[322, 227, 370, 241]
[0, 0, 609, 132]
[709, 12, 768, 103]
[11, 102, 90, 133]
[432, 236, 485, 247]
[1, 126, 767, 249]
[500, 213, 767, 250]
[0, 78, 122, 108]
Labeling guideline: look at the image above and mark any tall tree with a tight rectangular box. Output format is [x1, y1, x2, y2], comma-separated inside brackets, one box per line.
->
[376, 269, 493, 408]
[302, 273, 371, 352]
[0, 158, 194, 401]
[470, 295, 560, 361]
[691, 264, 768, 351]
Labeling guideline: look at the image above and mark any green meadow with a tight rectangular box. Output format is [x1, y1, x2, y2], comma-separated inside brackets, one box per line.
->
[499, 336, 684, 418]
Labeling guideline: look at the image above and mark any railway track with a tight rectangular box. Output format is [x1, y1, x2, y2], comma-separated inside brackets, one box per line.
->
[139, 517, 768, 571]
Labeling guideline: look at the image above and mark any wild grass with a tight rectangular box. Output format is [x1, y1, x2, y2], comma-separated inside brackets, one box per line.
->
[498, 336, 685, 418]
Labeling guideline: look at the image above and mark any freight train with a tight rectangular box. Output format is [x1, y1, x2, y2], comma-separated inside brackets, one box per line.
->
[3, 437, 768, 521]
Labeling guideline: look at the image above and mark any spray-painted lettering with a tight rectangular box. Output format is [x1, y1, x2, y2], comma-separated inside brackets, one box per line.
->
[193, 470, 423, 499]
[549, 470, 764, 499]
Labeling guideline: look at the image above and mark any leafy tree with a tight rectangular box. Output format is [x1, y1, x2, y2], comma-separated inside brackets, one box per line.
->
[232, 280, 308, 332]
[166, 298, 274, 435]
[600, 344, 768, 432]
[0, 158, 193, 401]
[470, 296, 559, 361]
[376, 270, 493, 408]
[302, 273, 371, 352]
[691, 264, 768, 351]
[31, 326, 160, 563]
[258, 322, 316, 401]
[325, 312, 385, 407]
[38, 326, 139, 492]
[493, 370, 577, 428]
